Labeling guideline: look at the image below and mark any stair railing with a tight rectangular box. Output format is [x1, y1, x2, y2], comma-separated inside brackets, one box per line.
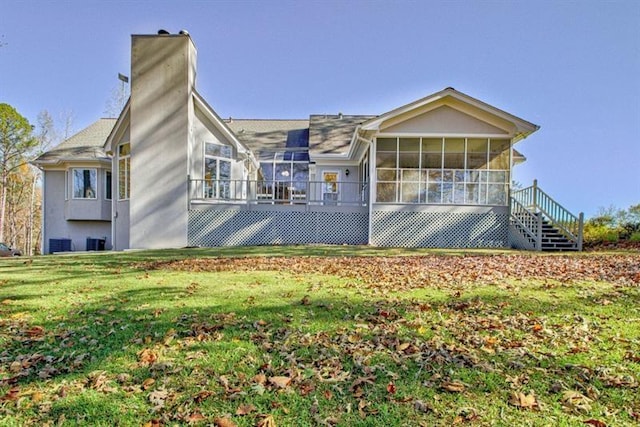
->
[511, 179, 584, 250]
[510, 197, 542, 250]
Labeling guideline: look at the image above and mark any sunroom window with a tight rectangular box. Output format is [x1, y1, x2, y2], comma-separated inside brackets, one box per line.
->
[375, 137, 510, 205]
[204, 142, 232, 199]
[259, 151, 309, 201]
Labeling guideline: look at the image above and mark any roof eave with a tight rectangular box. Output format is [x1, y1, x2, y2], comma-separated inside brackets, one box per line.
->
[104, 98, 131, 154]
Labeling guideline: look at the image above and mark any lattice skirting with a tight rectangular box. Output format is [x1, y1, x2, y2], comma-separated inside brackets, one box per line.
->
[189, 209, 369, 247]
[371, 210, 509, 248]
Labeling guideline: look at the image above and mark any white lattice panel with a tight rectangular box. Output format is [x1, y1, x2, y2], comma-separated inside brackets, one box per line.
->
[189, 209, 369, 247]
[371, 211, 509, 248]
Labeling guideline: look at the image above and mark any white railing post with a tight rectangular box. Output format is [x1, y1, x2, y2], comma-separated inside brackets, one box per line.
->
[536, 210, 543, 251]
[577, 212, 584, 251]
[532, 179, 538, 211]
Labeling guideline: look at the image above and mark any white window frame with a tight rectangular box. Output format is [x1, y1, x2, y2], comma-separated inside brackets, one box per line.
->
[118, 143, 131, 201]
[203, 142, 233, 199]
[375, 136, 511, 206]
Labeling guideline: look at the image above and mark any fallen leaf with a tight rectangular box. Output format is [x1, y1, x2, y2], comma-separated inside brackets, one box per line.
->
[562, 390, 592, 414]
[256, 414, 277, 427]
[193, 390, 213, 403]
[386, 381, 397, 394]
[396, 342, 411, 352]
[269, 376, 291, 389]
[213, 417, 237, 427]
[138, 348, 159, 365]
[414, 399, 433, 413]
[252, 373, 267, 385]
[0, 387, 19, 401]
[142, 378, 156, 390]
[441, 381, 465, 393]
[148, 387, 169, 410]
[186, 412, 206, 423]
[583, 420, 606, 427]
[509, 391, 538, 409]
[236, 403, 257, 416]
[25, 326, 45, 337]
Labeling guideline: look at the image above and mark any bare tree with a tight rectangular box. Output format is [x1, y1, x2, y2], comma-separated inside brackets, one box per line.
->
[103, 74, 129, 118]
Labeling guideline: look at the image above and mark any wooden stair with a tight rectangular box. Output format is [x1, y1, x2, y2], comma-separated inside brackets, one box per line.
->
[510, 180, 584, 252]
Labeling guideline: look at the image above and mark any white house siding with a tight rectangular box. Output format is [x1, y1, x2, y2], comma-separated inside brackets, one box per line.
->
[370, 205, 509, 248]
[128, 34, 196, 249]
[311, 165, 363, 205]
[42, 170, 111, 253]
[190, 108, 246, 199]
[381, 105, 509, 135]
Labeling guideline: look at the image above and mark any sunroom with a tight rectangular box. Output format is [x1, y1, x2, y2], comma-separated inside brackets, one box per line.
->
[374, 136, 512, 206]
[359, 88, 539, 247]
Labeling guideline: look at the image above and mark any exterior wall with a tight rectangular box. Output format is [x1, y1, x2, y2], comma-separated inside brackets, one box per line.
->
[190, 108, 246, 199]
[382, 105, 508, 135]
[113, 200, 130, 251]
[64, 166, 111, 221]
[188, 204, 368, 246]
[311, 165, 362, 205]
[129, 34, 196, 249]
[42, 170, 111, 254]
[112, 125, 130, 251]
[371, 204, 509, 248]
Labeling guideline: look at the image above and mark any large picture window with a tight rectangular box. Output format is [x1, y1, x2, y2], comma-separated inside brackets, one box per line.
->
[72, 168, 97, 199]
[376, 137, 510, 205]
[204, 142, 232, 199]
[118, 143, 130, 200]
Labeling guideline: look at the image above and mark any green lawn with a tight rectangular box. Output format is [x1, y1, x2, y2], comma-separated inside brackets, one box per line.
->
[0, 247, 639, 426]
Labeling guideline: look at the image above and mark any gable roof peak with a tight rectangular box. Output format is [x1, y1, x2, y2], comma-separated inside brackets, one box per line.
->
[360, 87, 539, 138]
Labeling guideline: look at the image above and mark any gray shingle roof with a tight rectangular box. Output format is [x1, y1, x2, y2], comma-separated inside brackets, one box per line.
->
[33, 118, 116, 165]
[225, 119, 309, 161]
[309, 115, 375, 155]
[225, 115, 376, 160]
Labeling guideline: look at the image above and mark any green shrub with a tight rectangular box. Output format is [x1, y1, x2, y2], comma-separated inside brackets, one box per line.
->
[583, 223, 619, 244]
[619, 222, 640, 240]
[629, 232, 640, 242]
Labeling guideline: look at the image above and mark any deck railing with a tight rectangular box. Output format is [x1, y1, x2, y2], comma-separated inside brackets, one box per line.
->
[189, 178, 369, 207]
[511, 179, 584, 250]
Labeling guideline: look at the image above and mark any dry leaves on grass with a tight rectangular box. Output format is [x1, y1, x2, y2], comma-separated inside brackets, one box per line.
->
[509, 391, 541, 410]
[144, 253, 640, 291]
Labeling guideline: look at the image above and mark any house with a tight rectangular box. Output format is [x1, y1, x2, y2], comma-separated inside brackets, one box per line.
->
[33, 31, 584, 253]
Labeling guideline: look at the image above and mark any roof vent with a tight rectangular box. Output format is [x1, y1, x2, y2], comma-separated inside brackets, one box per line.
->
[158, 29, 170, 35]
[179, 30, 189, 36]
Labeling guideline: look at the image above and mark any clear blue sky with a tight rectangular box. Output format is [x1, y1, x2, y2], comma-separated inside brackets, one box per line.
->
[1, 0, 638, 216]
